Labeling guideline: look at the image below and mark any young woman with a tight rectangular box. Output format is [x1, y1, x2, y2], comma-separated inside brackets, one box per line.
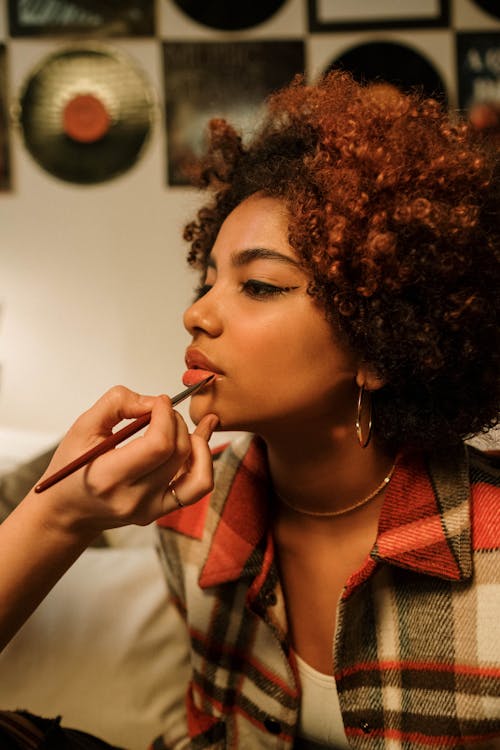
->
[154, 72, 500, 749]
[1, 71, 499, 749]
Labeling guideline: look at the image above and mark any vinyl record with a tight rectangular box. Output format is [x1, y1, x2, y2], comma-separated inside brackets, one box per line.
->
[472, 1, 500, 21]
[171, 0, 285, 30]
[17, 45, 156, 184]
[326, 41, 447, 103]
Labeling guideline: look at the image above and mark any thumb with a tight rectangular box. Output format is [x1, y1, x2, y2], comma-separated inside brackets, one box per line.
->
[193, 414, 219, 442]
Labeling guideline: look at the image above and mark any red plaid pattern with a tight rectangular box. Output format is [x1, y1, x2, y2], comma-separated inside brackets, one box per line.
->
[155, 436, 500, 749]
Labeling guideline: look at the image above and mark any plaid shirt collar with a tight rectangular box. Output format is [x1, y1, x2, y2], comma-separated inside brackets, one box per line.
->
[165, 436, 473, 589]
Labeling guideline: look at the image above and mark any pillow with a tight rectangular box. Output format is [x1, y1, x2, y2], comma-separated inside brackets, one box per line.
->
[0, 446, 115, 547]
[0, 546, 190, 750]
[0, 447, 56, 522]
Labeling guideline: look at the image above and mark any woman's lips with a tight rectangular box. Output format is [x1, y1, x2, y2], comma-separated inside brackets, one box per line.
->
[183, 350, 221, 387]
[182, 368, 216, 387]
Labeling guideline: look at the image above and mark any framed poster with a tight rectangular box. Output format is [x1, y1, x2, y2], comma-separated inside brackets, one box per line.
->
[457, 31, 500, 110]
[8, 0, 155, 37]
[0, 44, 11, 191]
[163, 40, 305, 186]
[308, 0, 450, 32]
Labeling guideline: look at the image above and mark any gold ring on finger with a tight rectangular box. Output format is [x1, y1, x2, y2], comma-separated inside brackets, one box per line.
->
[169, 481, 184, 508]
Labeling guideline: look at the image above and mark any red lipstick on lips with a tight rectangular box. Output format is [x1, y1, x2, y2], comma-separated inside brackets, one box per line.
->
[183, 349, 220, 387]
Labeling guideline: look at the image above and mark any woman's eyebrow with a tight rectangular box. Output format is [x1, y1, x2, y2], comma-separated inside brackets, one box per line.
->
[206, 247, 301, 270]
[232, 247, 301, 268]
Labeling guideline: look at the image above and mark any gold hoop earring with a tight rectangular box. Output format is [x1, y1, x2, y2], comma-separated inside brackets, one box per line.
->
[356, 384, 372, 448]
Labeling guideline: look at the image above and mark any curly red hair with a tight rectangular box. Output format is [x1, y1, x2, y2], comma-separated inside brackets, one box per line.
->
[183, 71, 500, 451]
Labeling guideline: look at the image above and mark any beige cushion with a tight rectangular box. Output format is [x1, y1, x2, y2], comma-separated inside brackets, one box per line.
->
[0, 448, 55, 521]
[0, 546, 190, 750]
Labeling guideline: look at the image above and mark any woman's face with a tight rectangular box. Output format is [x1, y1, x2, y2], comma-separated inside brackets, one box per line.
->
[183, 194, 359, 437]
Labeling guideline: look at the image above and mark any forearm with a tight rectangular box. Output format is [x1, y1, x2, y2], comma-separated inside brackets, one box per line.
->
[0, 489, 96, 652]
[0, 389, 217, 652]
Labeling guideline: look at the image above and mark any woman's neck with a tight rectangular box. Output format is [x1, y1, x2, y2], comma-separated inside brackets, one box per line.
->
[263, 424, 395, 518]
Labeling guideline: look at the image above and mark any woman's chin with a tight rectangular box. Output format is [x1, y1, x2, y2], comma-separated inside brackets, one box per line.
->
[189, 406, 240, 433]
[190, 403, 220, 427]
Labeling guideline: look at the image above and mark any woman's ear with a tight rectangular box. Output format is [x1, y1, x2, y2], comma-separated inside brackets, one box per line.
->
[356, 367, 385, 392]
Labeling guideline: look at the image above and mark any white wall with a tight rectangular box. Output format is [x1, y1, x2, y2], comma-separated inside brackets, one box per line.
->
[0, 35, 204, 439]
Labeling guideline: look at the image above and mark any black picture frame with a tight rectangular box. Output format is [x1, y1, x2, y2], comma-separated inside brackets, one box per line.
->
[0, 44, 11, 191]
[308, 0, 450, 32]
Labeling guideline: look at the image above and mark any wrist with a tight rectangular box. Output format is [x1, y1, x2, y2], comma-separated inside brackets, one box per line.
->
[23, 488, 102, 549]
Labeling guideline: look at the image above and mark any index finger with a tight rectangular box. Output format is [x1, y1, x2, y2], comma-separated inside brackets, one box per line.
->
[74, 386, 158, 437]
[82, 395, 186, 491]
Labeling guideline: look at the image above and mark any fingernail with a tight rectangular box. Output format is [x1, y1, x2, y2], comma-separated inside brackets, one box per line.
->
[198, 414, 219, 439]
[207, 415, 219, 434]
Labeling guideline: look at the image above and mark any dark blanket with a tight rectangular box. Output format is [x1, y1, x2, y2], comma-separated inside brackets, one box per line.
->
[0, 711, 123, 750]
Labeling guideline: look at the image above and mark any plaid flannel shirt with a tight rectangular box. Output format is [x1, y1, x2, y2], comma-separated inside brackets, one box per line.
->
[154, 434, 500, 750]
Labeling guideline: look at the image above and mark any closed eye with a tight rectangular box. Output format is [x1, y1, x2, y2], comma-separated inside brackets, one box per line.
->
[193, 280, 300, 302]
[241, 280, 299, 299]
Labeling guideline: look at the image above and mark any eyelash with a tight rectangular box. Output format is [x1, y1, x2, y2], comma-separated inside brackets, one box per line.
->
[194, 280, 298, 301]
[242, 280, 299, 299]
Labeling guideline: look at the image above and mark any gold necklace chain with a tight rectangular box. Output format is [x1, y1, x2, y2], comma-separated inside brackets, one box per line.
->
[276, 463, 396, 518]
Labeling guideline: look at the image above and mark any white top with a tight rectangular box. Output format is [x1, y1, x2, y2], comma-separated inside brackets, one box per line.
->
[295, 652, 350, 749]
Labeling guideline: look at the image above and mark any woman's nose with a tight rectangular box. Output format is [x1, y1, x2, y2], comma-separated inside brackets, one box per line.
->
[183, 289, 222, 337]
